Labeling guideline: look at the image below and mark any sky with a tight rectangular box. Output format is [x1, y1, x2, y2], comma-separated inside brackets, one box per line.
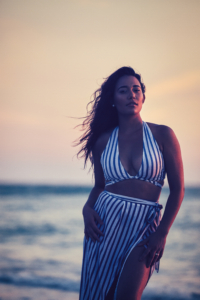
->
[0, 0, 200, 185]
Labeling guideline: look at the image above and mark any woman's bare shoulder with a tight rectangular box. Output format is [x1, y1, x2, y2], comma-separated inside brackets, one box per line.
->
[146, 122, 176, 149]
[147, 122, 173, 135]
[93, 128, 115, 156]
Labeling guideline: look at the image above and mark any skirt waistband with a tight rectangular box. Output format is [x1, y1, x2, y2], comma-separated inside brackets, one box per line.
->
[104, 190, 162, 209]
[103, 191, 163, 225]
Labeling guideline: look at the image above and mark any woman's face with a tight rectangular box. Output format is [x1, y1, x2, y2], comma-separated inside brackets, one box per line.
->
[113, 75, 145, 116]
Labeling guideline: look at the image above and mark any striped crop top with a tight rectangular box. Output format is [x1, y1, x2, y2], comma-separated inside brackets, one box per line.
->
[100, 121, 166, 188]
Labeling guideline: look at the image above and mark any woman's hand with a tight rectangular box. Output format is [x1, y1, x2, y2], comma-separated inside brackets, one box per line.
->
[137, 230, 167, 268]
[83, 204, 104, 242]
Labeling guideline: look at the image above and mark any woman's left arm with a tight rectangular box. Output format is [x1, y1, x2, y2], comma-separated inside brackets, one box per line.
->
[156, 126, 184, 236]
[139, 126, 185, 267]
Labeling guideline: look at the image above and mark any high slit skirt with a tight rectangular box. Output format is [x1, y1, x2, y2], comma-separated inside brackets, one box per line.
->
[79, 190, 163, 300]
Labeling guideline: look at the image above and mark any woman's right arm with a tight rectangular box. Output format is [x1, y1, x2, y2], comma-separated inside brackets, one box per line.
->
[82, 137, 106, 242]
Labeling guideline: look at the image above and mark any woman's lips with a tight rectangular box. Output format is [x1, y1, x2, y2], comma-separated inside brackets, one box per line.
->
[127, 102, 138, 106]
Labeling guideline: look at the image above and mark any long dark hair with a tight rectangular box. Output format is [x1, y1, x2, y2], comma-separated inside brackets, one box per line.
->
[76, 66, 146, 168]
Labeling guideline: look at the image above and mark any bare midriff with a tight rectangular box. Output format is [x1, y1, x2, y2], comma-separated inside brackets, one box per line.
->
[105, 178, 162, 202]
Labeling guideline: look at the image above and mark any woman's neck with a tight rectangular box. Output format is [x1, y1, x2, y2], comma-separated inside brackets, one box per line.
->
[118, 114, 143, 134]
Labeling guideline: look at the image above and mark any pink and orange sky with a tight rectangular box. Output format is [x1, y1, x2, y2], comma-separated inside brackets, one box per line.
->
[0, 0, 200, 185]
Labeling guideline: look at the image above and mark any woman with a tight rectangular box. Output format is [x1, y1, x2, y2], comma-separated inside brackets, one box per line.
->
[77, 67, 184, 300]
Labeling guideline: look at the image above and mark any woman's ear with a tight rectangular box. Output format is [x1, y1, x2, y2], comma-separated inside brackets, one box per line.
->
[142, 95, 145, 103]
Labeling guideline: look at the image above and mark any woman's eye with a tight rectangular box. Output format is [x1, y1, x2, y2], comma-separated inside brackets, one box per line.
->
[119, 89, 126, 93]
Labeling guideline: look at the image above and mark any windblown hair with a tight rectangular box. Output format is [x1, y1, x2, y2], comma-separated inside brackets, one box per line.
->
[76, 66, 146, 168]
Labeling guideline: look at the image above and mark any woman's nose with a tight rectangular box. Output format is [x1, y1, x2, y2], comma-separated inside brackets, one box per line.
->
[129, 90, 136, 98]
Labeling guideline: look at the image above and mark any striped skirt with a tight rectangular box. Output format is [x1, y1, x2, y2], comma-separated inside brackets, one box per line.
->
[79, 190, 162, 300]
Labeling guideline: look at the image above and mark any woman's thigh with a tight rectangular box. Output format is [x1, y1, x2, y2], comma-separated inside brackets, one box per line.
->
[116, 245, 150, 300]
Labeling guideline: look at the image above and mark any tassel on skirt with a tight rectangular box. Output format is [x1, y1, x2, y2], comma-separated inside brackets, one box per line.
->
[79, 190, 163, 300]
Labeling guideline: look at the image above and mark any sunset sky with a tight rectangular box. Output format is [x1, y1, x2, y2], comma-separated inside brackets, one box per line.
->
[0, 0, 200, 185]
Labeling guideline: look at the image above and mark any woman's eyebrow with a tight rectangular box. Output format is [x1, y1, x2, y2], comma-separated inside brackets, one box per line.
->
[117, 84, 141, 90]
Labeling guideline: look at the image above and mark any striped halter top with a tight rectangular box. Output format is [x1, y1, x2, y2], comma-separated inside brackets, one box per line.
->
[100, 121, 165, 188]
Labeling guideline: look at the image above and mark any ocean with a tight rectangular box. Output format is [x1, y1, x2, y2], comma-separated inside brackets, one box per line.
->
[0, 184, 199, 300]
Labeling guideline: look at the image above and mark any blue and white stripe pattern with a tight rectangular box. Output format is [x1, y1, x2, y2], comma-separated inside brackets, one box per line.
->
[79, 191, 163, 300]
[100, 121, 165, 188]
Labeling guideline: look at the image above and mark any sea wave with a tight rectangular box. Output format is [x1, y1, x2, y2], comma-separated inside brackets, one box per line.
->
[0, 274, 80, 292]
[0, 257, 81, 292]
[0, 223, 68, 237]
[0, 184, 92, 196]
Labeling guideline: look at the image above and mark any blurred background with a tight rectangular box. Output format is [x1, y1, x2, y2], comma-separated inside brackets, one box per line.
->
[0, 0, 200, 299]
